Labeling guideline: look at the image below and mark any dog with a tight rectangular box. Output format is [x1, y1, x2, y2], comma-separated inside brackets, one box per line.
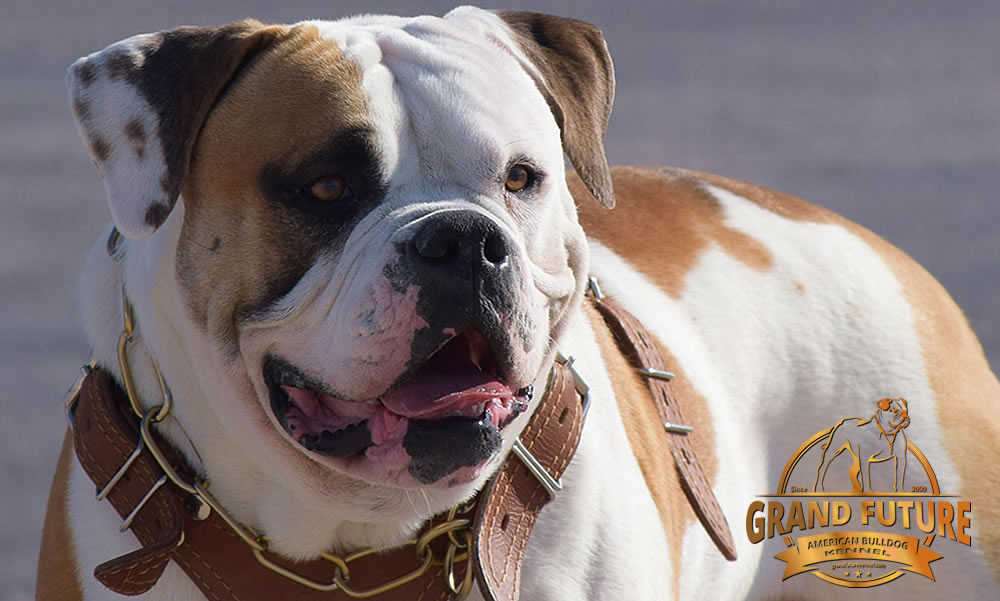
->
[814, 398, 911, 493]
[36, 7, 1000, 600]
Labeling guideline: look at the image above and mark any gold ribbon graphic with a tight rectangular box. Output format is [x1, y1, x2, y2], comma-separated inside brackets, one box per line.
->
[775, 532, 943, 582]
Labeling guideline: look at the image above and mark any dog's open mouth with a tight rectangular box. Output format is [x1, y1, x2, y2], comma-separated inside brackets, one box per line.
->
[264, 329, 530, 485]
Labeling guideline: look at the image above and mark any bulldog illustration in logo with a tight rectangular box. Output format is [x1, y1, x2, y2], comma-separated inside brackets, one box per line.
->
[814, 397, 911, 493]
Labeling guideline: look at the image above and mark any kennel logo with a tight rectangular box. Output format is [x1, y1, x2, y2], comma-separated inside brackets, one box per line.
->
[746, 398, 973, 589]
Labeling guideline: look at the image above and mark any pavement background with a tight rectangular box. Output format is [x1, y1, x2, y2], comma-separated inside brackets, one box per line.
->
[2, 0, 997, 597]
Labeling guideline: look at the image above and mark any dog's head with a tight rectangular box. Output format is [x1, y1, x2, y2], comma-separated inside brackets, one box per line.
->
[68, 8, 614, 549]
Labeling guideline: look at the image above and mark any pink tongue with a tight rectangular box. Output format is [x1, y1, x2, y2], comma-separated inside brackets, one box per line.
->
[380, 366, 513, 418]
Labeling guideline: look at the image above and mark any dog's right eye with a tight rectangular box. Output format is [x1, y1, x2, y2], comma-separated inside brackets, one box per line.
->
[505, 165, 534, 193]
[308, 176, 347, 202]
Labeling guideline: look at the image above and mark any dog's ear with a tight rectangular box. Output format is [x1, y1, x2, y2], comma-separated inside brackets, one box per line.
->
[496, 11, 616, 208]
[67, 20, 287, 238]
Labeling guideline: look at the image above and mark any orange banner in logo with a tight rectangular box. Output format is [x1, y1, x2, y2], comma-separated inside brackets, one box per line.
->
[774, 532, 943, 581]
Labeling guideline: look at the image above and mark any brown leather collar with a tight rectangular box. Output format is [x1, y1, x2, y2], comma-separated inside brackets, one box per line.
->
[65, 291, 733, 601]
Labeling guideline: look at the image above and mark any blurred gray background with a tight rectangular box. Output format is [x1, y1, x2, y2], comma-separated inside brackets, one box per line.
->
[2, 0, 997, 597]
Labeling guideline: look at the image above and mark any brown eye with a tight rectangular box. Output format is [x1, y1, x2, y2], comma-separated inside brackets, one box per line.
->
[505, 165, 533, 193]
[309, 176, 346, 201]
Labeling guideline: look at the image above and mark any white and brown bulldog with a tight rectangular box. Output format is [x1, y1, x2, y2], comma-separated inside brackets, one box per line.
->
[38, 6, 1000, 601]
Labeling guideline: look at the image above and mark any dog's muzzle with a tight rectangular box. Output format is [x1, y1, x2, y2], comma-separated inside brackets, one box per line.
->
[263, 211, 537, 487]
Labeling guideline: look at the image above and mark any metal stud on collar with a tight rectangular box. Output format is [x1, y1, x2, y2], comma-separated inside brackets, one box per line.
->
[663, 422, 694, 434]
[587, 276, 605, 299]
[637, 367, 676, 381]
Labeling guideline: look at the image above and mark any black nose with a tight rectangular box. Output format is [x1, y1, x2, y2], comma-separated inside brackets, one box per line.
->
[404, 212, 518, 354]
[411, 212, 510, 271]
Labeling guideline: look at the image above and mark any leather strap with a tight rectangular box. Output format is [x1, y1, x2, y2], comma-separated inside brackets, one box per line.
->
[590, 295, 738, 560]
[68, 361, 585, 600]
[471, 360, 585, 601]
[71, 369, 184, 594]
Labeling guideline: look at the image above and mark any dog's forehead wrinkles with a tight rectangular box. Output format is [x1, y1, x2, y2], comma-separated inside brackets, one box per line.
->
[309, 9, 561, 194]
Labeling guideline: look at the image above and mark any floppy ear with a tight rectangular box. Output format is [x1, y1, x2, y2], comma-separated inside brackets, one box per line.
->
[496, 11, 617, 208]
[67, 19, 287, 238]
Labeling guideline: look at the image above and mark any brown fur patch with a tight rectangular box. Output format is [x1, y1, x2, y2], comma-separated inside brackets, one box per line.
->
[35, 431, 84, 601]
[75, 61, 97, 87]
[105, 49, 137, 81]
[692, 164, 1000, 577]
[124, 119, 146, 157]
[72, 98, 90, 121]
[584, 302, 718, 599]
[144, 201, 171, 228]
[572, 166, 776, 298]
[178, 24, 371, 344]
[90, 136, 111, 163]
[675, 166, 835, 223]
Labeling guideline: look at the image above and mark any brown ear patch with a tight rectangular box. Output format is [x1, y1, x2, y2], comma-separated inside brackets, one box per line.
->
[124, 119, 146, 157]
[498, 11, 616, 208]
[128, 21, 290, 225]
[144, 202, 171, 228]
[105, 48, 139, 81]
[67, 19, 292, 238]
[71, 98, 90, 121]
[91, 136, 111, 163]
[75, 61, 97, 87]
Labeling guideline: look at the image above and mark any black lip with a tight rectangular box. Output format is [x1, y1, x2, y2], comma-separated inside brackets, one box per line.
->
[263, 355, 336, 397]
[404, 410, 502, 484]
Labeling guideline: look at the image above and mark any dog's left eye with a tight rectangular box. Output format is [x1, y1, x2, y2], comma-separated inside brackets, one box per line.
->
[505, 164, 535, 193]
[308, 176, 347, 202]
